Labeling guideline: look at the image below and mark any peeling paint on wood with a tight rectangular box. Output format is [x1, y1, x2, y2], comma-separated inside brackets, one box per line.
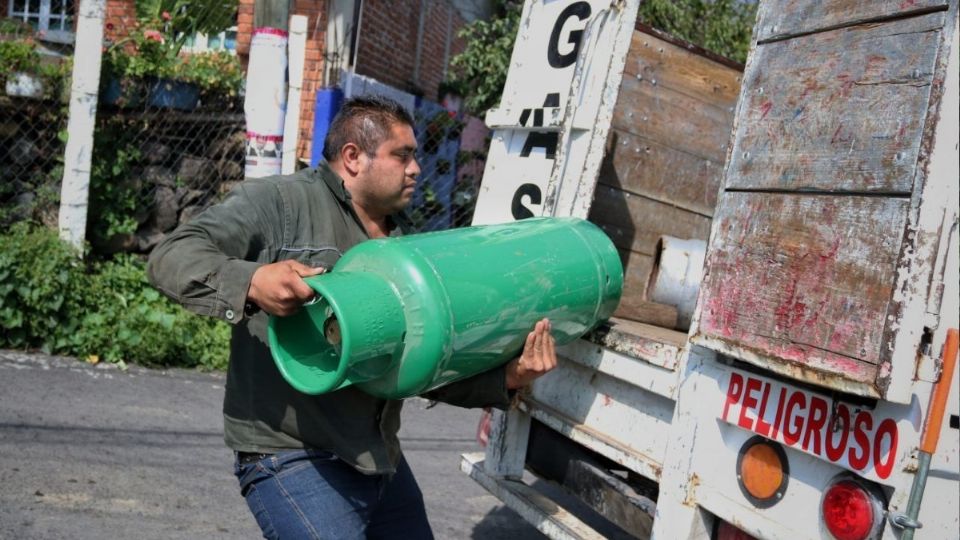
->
[728, 12, 945, 193]
[756, 0, 949, 43]
[591, 24, 739, 328]
[695, 193, 909, 387]
[585, 317, 686, 370]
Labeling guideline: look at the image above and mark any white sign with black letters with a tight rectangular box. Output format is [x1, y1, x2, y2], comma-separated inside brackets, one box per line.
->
[472, 0, 639, 225]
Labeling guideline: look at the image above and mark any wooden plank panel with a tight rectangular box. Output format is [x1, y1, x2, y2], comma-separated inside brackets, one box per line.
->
[624, 30, 742, 107]
[619, 248, 653, 298]
[728, 12, 944, 193]
[613, 70, 736, 162]
[614, 249, 680, 328]
[589, 185, 713, 256]
[696, 193, 909, 383]
[756, 0, 948, 42]
[600, 128, 725, 217]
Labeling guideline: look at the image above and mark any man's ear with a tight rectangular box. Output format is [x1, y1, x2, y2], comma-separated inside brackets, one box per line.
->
[340, 142, 365, 176]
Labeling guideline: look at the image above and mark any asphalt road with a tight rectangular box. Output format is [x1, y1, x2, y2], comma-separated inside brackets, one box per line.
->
[0, 350, 544, 540]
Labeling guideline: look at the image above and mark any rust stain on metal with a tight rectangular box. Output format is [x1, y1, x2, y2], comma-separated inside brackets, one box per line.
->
[683, 473, 701, 506]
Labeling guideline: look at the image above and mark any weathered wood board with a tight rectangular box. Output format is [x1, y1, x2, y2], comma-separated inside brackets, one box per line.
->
[589, 184, 713, 257]
[618, 248, 654, 298]
[622, 29, 741, 116]
[613, 72, 736, 165]
[727, 12, 945, 193]
[755, 0, 949, 43]
[601, 129, 725, 218]
[695, 193, 909, 385]
[589, 27, 741, 329]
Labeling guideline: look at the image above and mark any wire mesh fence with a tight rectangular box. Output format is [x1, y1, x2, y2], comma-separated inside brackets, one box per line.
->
[408, 100, 488, 233]
[0, 18, 71, 230]
[1, 3, 489, 254]
[89, 0, 244, 253]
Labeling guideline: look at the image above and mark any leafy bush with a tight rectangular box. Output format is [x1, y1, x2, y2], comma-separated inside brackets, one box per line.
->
[0, 32, 73, 100]
[0, 223, 86, 350]
[176, 50, 244, 100]
[0, 224, 230, 370]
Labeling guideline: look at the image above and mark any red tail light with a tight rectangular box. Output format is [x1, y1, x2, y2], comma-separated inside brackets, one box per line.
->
[821, 477, 884, 540]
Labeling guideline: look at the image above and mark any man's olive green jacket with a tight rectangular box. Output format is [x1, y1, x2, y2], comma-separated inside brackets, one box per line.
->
[147, 162, 511, 474]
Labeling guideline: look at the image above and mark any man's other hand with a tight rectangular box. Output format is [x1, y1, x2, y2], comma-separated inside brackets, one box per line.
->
[248, 260, 326, 316]
[505, 318, 557, 390]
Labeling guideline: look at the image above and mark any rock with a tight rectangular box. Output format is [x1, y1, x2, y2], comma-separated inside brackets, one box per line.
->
[151, 186, 179, 232]
[216, 160, 243, 181]
[9, 137, 40, 166]
[144, 166, 176, 187]
[177, 156, 215, 189]
[11, 191, 36, 221]
[177, 188, 206, 207]
[136, 229, 166, 252]
[179, 204, 203, 225]
[208, 131, 247, 160]
[140, 142, 172, 164]
[219, 180, 241, 197]
[94, 233, 137, 255]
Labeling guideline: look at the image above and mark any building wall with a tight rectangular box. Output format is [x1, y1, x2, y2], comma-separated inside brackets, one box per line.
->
[104, 0, 137, 43]
[236, 0, 470, 163]
[355, 0, 467, 101]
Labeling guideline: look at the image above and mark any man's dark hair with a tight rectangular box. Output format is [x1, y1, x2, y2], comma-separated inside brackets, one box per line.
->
[322, 95, 416, 162]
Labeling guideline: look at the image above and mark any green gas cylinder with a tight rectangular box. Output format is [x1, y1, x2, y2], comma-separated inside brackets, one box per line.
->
[268, 217, 622, 399]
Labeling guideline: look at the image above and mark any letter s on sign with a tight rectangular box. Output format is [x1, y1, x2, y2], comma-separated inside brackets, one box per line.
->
[548, 2, 592, 68]
[512, 183, 542, 220]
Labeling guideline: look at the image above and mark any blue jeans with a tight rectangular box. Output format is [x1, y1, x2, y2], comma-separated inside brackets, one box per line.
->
[234, 449, 434, 540]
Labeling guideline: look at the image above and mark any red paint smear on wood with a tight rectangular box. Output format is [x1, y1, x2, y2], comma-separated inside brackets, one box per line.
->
[759, 100, 774, 120]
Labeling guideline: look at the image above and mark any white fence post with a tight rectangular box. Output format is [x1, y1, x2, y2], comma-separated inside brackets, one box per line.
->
[58, 0, 106, 251]
[282, 15, 308, 175]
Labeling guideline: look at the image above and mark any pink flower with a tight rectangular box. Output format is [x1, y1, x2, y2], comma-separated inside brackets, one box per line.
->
[161, 11, 171, 21]
[144, 29, 165, 43]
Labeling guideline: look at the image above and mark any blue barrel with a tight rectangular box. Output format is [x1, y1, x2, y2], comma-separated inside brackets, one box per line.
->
[310, 87, 345, 167]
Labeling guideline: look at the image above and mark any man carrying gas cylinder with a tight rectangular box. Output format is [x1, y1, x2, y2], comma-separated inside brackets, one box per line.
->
[147, 95, 557, 539]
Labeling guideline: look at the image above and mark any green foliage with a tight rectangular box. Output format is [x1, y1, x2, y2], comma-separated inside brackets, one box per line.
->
[104, 0, 240, 86]
[0, 35, 73, 100]
[446, 0, 757, 114]
[0, 223, 85, 351]
[0, 17, 33, 37]
[0, 224, 230, 370]
[176, 50, 244, 97]
[638, 0, 757, 64]
[135, 0, 237, 43]
[446, 1, 522, 115]
[90, 124, 143, 238]
[0, 40, 37, 80]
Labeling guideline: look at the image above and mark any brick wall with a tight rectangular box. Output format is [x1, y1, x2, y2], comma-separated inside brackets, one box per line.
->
[235, 0, 326, 163]
[355, 0, 467, 101]
[291, 0, 327, 162]
[104, 0, 137, 44]
[208, 0, 470, 164]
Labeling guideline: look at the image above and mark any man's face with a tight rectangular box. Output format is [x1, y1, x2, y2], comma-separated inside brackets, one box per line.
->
[360, 122, 420, 214]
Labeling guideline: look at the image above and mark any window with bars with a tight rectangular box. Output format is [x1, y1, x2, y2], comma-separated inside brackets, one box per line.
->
[181, 26, 238, 54]
[7, 0, 74, 43]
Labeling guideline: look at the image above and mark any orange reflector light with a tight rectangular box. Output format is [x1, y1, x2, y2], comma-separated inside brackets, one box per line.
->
[736, 436, 788, 508]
